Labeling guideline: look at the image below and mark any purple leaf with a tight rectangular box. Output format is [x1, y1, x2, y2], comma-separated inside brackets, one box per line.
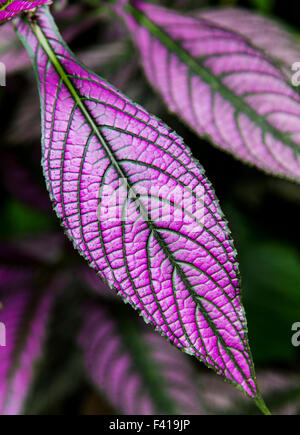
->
[79, 301, 204, 414]
[198, 7, 300, 81]
[15, 7, 268, 409]
[118, 1, 300, 182]
[0, 271, 62, 414]
[0, 0, 51, 23]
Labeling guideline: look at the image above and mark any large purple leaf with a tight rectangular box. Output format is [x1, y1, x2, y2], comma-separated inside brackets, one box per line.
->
[0, 0, 51, 23]
[15, 7, 268, 410]
[0, 271, 61, 415]
[198, 7, 300, 81]
[118, 1, 300, 182]
[79, 300, 203, 414]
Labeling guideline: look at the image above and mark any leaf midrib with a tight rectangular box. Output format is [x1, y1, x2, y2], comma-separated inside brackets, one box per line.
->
[126, 3, 300, 155]
[0, 1, 15, 12]
[29, 16, 255, 396]
[112, 303, 178, 414]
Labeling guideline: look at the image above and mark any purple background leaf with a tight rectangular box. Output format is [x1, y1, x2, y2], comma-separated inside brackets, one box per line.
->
[198, 7, 300, 81]
[118, 1, 300, 182]
[0, 271, 62, 414]
[0, 23, 30, 74]
[16, 6, 264, 404]
[79, 301, 204, 414]
[0, 0, 51, 23]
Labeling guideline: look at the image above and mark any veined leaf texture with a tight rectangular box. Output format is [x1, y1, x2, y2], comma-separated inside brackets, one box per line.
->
[197, 7, 300, 81]
[15, 6, 269, 411]
[0, 0, 51, 23]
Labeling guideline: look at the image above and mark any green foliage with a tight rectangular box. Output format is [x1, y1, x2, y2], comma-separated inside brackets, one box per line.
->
[0, 199, 56, 237]
[249, 0, 275, 13]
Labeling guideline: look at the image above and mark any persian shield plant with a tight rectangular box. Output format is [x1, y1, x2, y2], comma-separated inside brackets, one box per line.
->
[1, 0, 300, 416]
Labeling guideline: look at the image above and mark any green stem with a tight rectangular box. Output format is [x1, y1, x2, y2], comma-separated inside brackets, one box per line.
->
[253, 396, 272, 415]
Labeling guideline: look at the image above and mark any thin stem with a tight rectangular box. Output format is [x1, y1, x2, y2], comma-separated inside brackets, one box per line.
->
[253, 396, 272, 415]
